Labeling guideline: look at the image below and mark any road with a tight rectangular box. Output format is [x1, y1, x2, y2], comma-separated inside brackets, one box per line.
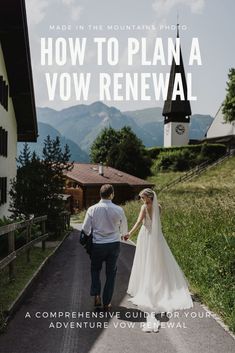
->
[0, 229, 234, 353]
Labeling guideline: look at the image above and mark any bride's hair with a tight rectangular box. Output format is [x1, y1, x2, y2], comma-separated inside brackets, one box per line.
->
[139, 188, 155, 200]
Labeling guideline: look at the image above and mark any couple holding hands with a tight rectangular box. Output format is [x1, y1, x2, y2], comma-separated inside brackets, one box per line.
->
[82, 184, 193, 332]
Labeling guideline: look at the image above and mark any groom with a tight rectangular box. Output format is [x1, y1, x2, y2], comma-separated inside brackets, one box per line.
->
[82, 184, 128, 311]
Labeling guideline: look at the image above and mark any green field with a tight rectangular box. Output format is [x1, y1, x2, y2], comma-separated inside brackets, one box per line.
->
[123, 156, 235, 332]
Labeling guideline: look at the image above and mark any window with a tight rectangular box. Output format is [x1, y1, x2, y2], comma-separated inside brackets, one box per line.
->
[0, 177, 7, 205]
[0, 127, 8, 157]
[0, 76, 8, 111]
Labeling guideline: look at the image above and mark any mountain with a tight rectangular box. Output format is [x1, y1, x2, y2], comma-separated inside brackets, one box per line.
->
[37, 102, 156, 151]
[124, 108, 214, 142]
[17, 122, 89, 162]
[189, 114, 214, 139]
[124, 107, 165, 146]
[36, 102, 214, 152]
[124, 107, 163, 125]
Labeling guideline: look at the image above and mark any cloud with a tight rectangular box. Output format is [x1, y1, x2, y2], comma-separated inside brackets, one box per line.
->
[25, 0, 49, 25]
[61, 0, 83, 21]
[62, 0, 75, 5]
[152, 0, 205, 17]
[71, 5, 83, 21]
[190, 0, 205, 13]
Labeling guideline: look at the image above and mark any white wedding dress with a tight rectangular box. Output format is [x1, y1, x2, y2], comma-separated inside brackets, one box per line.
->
[127, 192, 193, 318]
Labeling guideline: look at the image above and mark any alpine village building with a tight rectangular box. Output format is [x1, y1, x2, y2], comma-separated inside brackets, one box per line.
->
[163, 26, 192, 147]
[205, 105, 235, 151]
[64, 163, 154, 212]
[0, 0, 37, 218]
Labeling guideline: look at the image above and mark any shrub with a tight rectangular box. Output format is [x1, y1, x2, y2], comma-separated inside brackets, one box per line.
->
[153, 149, 193, 171]
[151, 143, 226, 172]
[147, 144, 202, 159]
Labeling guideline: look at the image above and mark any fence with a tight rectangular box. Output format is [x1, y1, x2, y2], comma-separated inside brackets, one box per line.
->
[0, 215, 48, 281]
[59, 211, 71, 231]
[158, 152, 232, 193]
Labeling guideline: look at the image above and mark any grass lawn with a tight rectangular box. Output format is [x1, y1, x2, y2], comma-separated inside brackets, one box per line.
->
[0, 246, 56, 328]
[148, 171, 184, 191]
[123, 156, 235, 332]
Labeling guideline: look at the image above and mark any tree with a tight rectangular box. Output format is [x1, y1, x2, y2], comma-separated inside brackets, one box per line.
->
[222, 68, 235, 123]
[90, 126, 152, 178]
[90, 127, 120, 163]
[42, 136, 73, 231]
[9, 150, 45, 218]
[9, 137, 73, 233]
[17, 143, 31, 166]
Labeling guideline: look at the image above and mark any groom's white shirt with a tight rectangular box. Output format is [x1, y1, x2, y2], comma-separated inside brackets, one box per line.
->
[82, 199, 128, 244]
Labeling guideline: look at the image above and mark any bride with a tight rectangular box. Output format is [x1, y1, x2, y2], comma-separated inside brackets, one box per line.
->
[124, 188, 193, 330]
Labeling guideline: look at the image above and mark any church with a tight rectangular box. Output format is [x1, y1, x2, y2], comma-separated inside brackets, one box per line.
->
[205, 105, 235, 151]
[162, 26, 191, 147]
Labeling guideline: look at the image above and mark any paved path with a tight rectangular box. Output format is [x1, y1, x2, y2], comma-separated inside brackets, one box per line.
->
[0, 229, 234, 353]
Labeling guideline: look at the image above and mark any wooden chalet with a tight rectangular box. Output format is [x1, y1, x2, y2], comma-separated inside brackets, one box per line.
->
[64, 163, 154, 212]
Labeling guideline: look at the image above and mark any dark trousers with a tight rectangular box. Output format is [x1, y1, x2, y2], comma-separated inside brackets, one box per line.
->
[90, 241, 120, 305]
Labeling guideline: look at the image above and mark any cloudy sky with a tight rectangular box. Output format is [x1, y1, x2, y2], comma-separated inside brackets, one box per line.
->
[25, 0, 235, 116]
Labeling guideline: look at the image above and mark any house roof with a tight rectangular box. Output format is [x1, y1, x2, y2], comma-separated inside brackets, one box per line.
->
[162, 29, 191, 119]
[206, 105, 235, 139]
[0, 0, 37, 142]
[65, 163, 154, 187]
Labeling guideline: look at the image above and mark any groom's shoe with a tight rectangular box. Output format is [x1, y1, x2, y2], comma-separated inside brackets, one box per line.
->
[94, 295, 101, 307]
[103, 303, 112, 311]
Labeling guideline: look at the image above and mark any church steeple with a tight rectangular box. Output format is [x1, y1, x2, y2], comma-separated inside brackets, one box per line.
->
[162, 25, 191, 147]
[162, 25, 191, 123]
[177, 21, 179, 38]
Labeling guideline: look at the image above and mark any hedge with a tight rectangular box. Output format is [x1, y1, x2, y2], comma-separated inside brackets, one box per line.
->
[149, 144, 227, 172]
[147, 143, 226, 159]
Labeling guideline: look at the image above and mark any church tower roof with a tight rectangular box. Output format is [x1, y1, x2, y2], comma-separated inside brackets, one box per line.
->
[162, 25, 192, 119]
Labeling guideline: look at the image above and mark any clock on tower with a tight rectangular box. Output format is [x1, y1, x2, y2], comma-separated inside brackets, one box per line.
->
[175, 124, 185, 135]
